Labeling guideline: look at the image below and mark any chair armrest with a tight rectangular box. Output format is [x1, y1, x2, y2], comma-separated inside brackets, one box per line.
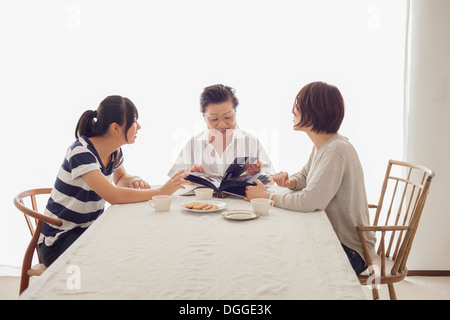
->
[357, 224, 410, 277]
[14, 196, 63, 227]
[368, 204, 377, 209]
[356, 225, 409, 232]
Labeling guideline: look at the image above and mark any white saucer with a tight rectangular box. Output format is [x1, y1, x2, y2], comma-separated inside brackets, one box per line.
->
[222, 210, 258, 221]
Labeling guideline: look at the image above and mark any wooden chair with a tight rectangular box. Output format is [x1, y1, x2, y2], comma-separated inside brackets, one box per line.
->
[357, 160, 434, 300]
[14, 188, 62, 295]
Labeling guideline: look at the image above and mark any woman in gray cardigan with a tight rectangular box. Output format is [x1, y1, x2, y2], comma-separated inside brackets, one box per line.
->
[245, 81, 376, 275]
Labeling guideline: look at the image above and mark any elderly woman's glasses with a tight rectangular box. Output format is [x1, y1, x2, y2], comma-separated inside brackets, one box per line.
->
[203, 112, 236, 125]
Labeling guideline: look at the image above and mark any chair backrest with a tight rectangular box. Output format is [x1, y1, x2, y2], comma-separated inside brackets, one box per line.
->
[372, 160, 434, 274]
[14, 189, 62, 262]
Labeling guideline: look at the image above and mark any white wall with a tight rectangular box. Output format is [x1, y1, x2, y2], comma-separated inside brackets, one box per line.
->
[0, 1, 407, 274]
[406, 0, 450, 270]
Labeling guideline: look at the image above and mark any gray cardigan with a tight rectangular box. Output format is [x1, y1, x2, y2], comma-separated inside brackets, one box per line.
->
[274, 134, 376, 262]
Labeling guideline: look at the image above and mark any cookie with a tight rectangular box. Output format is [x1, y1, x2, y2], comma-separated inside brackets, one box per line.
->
[202, 204, 213, 210]
[186, 202, 200, 209]
[193, 203, 209, 210]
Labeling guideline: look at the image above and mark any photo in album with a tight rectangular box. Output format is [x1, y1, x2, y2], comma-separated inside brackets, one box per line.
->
[183, 157, 271, 198]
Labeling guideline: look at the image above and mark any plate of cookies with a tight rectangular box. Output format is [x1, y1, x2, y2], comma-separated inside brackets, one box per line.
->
[182, 200, 226, 213]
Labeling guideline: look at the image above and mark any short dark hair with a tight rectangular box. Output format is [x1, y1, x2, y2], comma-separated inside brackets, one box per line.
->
[200, 84, 239, 113]
[293, 81, 345, 134]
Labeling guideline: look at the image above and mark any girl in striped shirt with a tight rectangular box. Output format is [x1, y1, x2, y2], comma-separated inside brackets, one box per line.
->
[39, 95, 187, 267]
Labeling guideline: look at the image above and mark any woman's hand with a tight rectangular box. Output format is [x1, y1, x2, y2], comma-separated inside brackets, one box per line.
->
[130, 178, 151, 189]
[159, 170, 189, 195]
[245, 159, 262, 175]
[273, 172, 296, 189]
[245, 179, 270, 201]
[189, 164, 206, 173]
[273, 172, 289, 187]
[114, 166, 151, 189]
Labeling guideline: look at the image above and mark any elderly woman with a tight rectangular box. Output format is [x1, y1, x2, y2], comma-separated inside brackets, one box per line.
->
[168, 84, 275, 177]
[245, 81, 376, 275]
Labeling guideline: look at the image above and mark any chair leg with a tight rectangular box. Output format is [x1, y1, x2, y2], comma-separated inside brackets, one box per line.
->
[388, 284, 397, 300]
[371, 287, 380, 300]
[20, 221, 42, 295]
[19, 268, 30, 295]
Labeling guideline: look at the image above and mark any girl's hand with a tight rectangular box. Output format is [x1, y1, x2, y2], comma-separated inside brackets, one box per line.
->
[114, 167, 151, 189]
[189, 164, 206, 173]
[130, 178, 151, 189]
[159, 170, 189, 195]
[273, 172, 289, 187]
[245, 179, 270, 201]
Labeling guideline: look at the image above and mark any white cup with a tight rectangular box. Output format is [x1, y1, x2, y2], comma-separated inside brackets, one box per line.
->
[149, 195, 173, 212]
[251, 198, 274, 216]
[194, 188, 214, 200]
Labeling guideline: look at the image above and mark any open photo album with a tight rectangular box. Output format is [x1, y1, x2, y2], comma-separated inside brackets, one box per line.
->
[183, 157, 271, 198]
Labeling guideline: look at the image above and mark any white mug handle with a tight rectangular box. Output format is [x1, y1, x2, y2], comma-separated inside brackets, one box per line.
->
[269, 200, 274, 206]
[149, 200, 155, 208]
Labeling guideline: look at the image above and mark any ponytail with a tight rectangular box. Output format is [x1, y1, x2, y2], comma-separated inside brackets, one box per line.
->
[74, 95, 138, 140]
[75, 110, 97, 138]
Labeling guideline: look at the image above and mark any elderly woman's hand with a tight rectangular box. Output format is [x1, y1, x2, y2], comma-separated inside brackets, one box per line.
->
[245, 158, 262, 175]
[189, 164, 207, 174]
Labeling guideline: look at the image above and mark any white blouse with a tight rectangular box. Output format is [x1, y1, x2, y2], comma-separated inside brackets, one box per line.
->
[168, 128, 275, 177]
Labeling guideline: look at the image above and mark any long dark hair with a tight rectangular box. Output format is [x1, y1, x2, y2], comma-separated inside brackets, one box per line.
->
[75, 95, 139, 141]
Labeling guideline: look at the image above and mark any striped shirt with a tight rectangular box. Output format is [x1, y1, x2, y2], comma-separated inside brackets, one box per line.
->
[39, 136, 124, 247]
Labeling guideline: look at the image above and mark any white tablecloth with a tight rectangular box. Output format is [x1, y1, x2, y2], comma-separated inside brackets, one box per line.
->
[20, 187, 368, 300]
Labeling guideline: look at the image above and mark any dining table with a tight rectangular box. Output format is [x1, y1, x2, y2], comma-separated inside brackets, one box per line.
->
[20, 186, 369, 301]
